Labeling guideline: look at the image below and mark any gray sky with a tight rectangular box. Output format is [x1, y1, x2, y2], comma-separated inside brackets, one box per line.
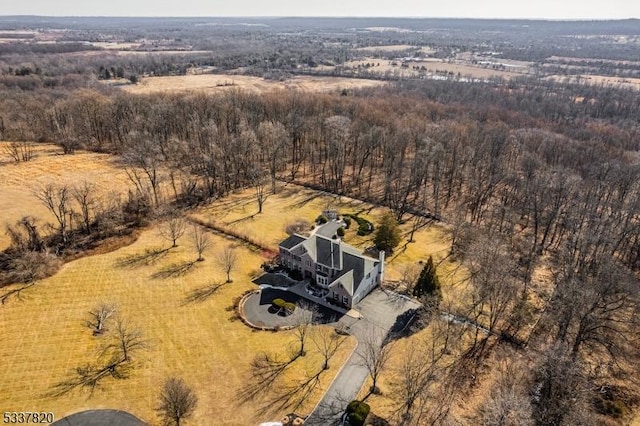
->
[2, 0, 639, 20]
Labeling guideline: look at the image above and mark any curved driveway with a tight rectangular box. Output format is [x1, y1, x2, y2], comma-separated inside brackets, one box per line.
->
[305, 289, 421, 425]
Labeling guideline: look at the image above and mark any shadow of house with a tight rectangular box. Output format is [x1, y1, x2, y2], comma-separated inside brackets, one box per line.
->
[258, 287, 345, 325]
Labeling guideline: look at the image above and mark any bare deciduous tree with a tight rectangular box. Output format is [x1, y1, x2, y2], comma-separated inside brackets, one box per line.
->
[390, 319, 462, 425]
[530, 344, 589, 426]
[3, 141, 34, 162]
[5, 216, 44, 252]
[312, 327, 346, 370]
[52, 316, 147, 397]
[35, 183, 72, 244]
[72, 181, 99, 234]
[157, 377, 198, 426]
[160, 214, 186, 248]
[252, 172, 269, 214]
[123, 133, 164, 208]
[86, 302, 117, 335]
[292, 300, 317, 358]
[217, 245, 237, 283]
[477, 358, 533, 426]
[101, 318, 147, 364]
[191, 225, 210, 262]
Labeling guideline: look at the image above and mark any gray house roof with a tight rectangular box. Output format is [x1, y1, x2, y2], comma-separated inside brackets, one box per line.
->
[279, 223, 380, 298]
[315, 236, 341, 269]
[280, 234, 306, 250]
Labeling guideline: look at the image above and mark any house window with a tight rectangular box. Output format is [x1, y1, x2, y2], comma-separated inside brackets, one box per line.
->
[366, 272, 370, 279]
[317, 276, 327, 287]
[343, 296, 349, 305]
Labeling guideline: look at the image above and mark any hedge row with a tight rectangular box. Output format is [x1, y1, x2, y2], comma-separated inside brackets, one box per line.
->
[342, 214, 374, 236]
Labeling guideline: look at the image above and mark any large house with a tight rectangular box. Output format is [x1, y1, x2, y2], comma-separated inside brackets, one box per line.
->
[278, 221, 384, 309]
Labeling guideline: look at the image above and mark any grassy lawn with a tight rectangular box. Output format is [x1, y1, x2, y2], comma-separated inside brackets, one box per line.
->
[0, 226, 355, 424]
[191, 182, 462, 286]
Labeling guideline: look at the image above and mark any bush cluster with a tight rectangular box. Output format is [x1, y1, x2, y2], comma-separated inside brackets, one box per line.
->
[346, 400, 370, 426]
[343, 214, 374, 236]
[272, 298, 296, 314]
[343, 216, 352, 228]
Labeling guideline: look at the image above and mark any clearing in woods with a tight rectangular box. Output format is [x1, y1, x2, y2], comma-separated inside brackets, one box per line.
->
[0, 142, 132, 251]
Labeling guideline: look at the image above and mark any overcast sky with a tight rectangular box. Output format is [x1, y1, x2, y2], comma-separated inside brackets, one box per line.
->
[2, 0, 639, 20]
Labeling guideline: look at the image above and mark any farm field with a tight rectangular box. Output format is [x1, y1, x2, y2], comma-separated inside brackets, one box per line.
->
[120, 74, 387, 94]
[356, 44, 435, 54]
[547, 74, 640, 90]
[340, 58, 527, 80]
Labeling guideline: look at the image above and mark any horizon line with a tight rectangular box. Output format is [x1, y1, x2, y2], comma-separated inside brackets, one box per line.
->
[1, 15, 639, 22]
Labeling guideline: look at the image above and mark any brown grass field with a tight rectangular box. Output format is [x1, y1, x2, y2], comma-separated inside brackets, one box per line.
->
[547, 74, 640, 90]
[0, 225, 355, 424]
[0, 151, 362, 424]
[0, 142, 132, 251]
[342, 58, 525, 80]
[190, 182, 460, 285]
[119, 74, 387, 95]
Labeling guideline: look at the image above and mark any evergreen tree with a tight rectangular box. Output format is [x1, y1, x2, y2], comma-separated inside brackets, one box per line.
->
[374, 212, 401, 254]
[413, 256, 441, 298]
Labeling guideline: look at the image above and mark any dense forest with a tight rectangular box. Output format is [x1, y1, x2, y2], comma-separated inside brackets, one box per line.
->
[1, 16, 639, 425]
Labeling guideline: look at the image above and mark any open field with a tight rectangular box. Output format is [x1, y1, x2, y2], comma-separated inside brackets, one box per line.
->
[356, 44, 435, 54]
[0, 224, 354, 424]
[339, 58, 526, 80]
[0, 142, 132, 251]
[547, 74, 640, 90]
[119, 74, 387, 94]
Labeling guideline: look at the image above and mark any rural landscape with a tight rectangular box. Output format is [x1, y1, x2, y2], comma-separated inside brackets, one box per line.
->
[0, 13, 640, 426]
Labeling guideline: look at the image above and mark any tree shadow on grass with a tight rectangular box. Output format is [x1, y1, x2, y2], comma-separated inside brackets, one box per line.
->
[115, 247, 169, 268]
[47, 361, 135, 399]
[238, 357, 325, 418]
[183, 281, 227, 304]
[151, 261, 196, 279]
[288, 192, 325, 210]
[0, 281, 37, 305]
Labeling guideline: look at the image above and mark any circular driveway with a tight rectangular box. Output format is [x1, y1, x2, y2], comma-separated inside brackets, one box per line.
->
[242, 287, 339, 329]
[51, 410, 146, 426]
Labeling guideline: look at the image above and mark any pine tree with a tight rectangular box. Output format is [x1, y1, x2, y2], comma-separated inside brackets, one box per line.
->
[374, 212, 401, 254]
[413, 256, 441, 298]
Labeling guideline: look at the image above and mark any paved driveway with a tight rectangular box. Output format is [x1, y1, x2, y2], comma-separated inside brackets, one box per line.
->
[306, 288, 421, 425]
[51, 410, 146, 426]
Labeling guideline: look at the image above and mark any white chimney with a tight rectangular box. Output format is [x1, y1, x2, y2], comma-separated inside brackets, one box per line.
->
[378, 250, 385, 284]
